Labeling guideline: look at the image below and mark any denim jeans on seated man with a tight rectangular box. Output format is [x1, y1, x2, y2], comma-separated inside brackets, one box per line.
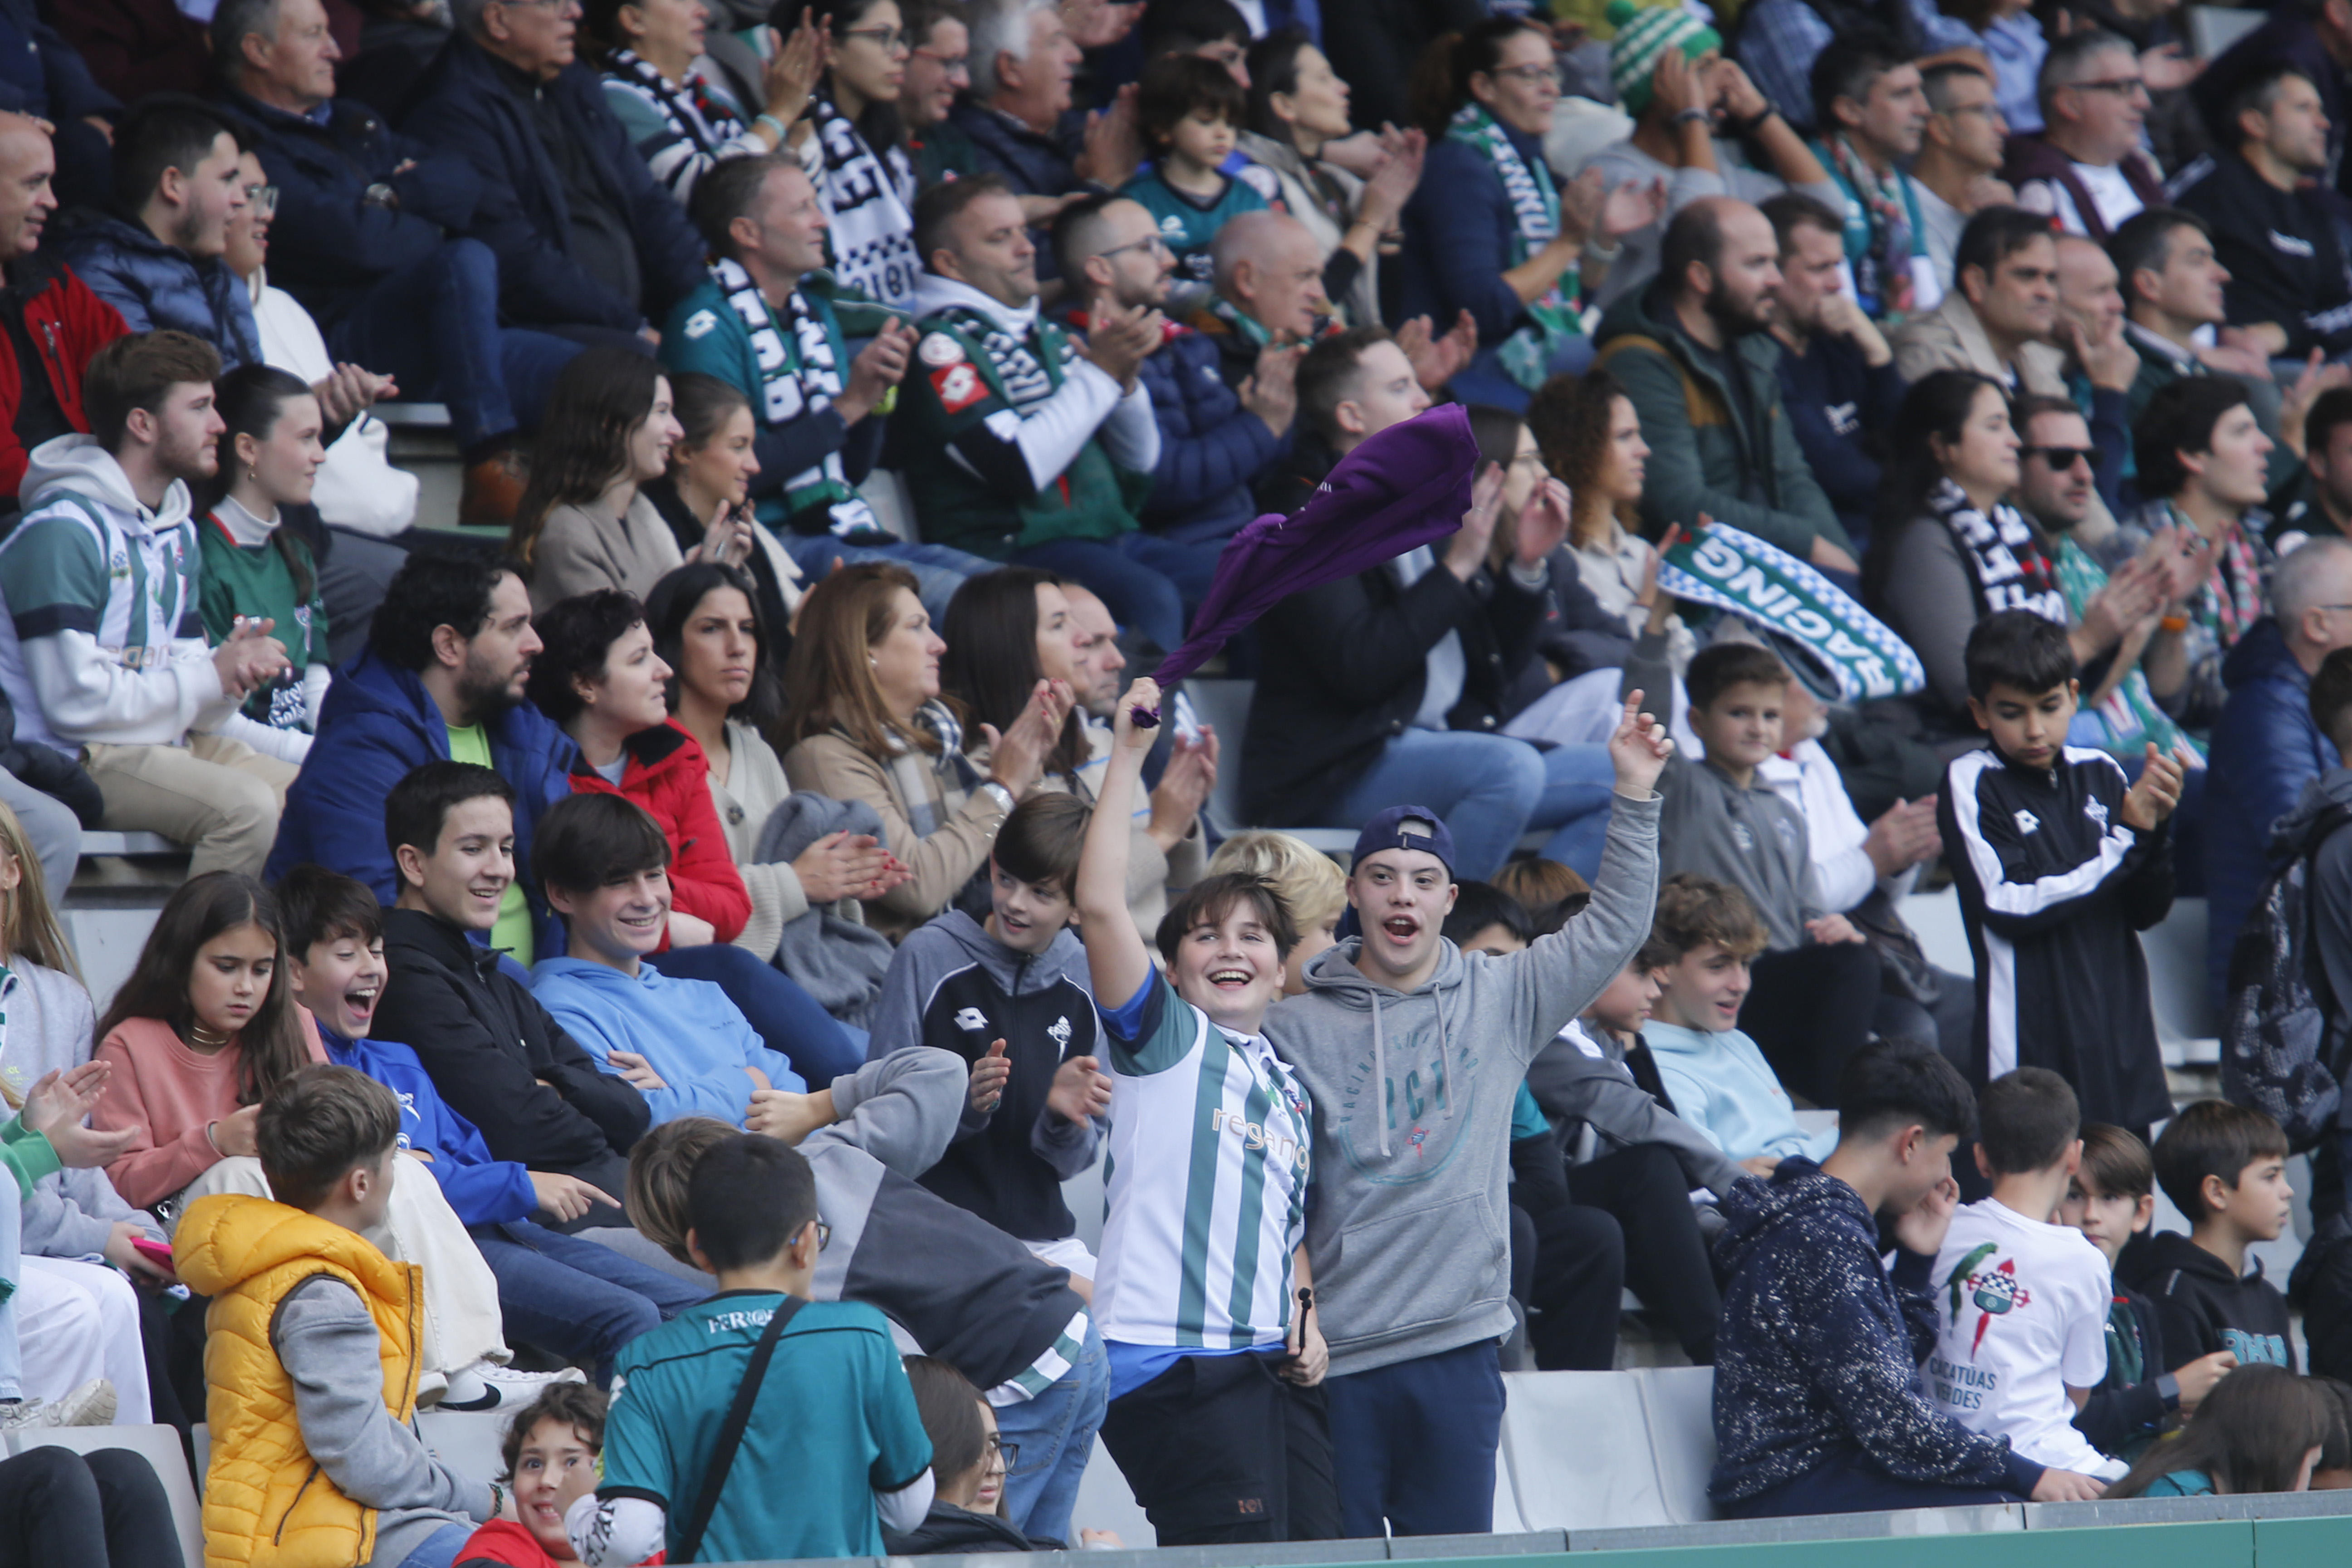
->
[990, 1318, 1111, 1548]
[1330, 730, 1620, 882]
[469, 1218, 707, 1386]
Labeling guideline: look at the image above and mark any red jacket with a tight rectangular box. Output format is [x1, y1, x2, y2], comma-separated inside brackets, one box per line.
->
[568, 720, 752, 946]
[0, 255, 127, 502]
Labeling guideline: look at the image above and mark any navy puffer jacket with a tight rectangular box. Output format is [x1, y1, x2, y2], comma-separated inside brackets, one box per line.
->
[54, 214, 260, 369]
[1136, 325, 1284, 545]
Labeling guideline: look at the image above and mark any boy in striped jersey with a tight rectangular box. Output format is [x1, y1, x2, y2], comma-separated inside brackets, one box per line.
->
[1273, 689, 1672, 1539]
[1079, 677, 1337, 1546]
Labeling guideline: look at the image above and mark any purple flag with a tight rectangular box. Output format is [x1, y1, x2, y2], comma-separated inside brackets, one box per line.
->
[1136, 404, 1480, 720]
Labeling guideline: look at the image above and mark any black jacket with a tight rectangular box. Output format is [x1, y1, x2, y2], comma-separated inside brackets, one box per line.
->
[2129, 1228, 2298, 1373]
[2172, 149, 2352, 359]
[372, 907, 649, 1214]
[884, 1503, 1058, 1554]
[2071, 1280, 2177, 1461]
[1938, 742, 2175, 1133]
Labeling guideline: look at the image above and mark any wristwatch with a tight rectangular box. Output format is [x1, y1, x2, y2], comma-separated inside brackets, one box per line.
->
[1671, 107, 1709, 127]
[362, 182, 399, 209]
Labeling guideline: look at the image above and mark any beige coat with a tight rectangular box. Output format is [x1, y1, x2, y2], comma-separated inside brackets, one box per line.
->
[529, 491, 684, 614]
[782, 730, 1009, 940]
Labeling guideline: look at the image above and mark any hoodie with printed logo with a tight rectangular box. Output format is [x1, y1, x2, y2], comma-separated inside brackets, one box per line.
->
[2129, 1228, 2298, 1374]
[866, 909, 1104, 1244]
[1266, 792, 1660, 1377]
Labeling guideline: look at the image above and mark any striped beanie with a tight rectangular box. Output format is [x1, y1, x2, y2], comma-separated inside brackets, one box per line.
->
[1607, 0, 1722, 116]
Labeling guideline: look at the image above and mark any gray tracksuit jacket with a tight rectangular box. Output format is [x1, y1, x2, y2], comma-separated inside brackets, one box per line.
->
[1524, 1021, 1747, 1199]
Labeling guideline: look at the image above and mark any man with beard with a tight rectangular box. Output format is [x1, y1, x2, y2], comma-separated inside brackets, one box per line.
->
[268, 553, 573, 964]
[1593, 197, 1851, 571]
[0, 330, 294, 877]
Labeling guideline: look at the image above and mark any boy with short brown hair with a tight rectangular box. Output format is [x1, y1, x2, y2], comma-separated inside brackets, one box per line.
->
[2138, 1100, 2299, 1372]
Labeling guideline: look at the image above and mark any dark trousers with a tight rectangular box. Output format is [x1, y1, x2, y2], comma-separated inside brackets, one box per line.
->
[473, 1219, 708, 1385]
[329, 238, 586, 454]
[1325, 1339, 1508, 1538]
[657, 942, 867, 1084]
[1511, 1202, 1624, 1371]
[0, 1445, 184, 1567]
[1743, 941, 1885, 1107]
[1098, 1350, 1337, 1546]
[1719, 1447, 2024, 1518]
[1569, 1143, 1720, 1364]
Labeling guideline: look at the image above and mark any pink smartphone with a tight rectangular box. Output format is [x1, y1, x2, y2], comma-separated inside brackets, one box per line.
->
[131, 1237, 176, 1277]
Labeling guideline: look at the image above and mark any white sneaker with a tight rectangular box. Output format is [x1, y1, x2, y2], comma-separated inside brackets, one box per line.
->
[0, 1379, 116, 1429]
[438, 1362, 588, 1412]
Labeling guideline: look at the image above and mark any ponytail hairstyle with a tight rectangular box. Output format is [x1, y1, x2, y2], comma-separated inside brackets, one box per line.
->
[96, 871, 311, 1106]
[1408, 17, 1552, 136]
[205, 362, 322, 602]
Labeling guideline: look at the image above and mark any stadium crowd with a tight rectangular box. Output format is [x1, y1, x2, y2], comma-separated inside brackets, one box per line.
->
[0, 0, 2350, 1560]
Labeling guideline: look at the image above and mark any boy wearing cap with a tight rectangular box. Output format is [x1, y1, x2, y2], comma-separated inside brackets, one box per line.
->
[1265, 693, 1673, 1539]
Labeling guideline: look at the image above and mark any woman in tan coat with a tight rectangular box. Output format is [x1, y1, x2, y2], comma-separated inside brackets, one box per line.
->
[780, 563, 1069, 939]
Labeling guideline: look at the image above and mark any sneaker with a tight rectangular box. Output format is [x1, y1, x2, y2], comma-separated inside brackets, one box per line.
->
[0, 1379, 116, 1429]
[437, 1362, 588, 1412]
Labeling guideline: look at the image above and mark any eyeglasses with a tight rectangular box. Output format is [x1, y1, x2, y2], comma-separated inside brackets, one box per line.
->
[2022, 445, 2094, 470]
[1095, 233, 1172, 262]
[2066, 76, 2148, 98]
[242, 183, 279, 218]
[804, 1220, 832, 1252]
[840, 24, 911, 52]
[985, 1434, 1021, 1468]
[912, 46, 970, 79]
[1507, 451, 1548, 471]
[1488, 62, 1558, 86]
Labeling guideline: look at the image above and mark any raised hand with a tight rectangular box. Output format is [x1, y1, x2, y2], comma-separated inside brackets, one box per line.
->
[1891, 1172, 1960, 1258]
[1117, 676, 1164, 749]
[969, 1039, 1011, 1113]
[2120, 743, 2191, 831]
[1610, 689, 1674, 798]
[1862, 795, 1942, 877]
[981, 677, 1077, 797]
[1147, 727, 1217, 848]
[763, 10, 827, 128]
[1074, 83, 1142, 190]
[1516, 475, 1573, 566]
[793, 830, 898, 903]
[1241, 342, 1301, 436]
[1598, 174, 1666, 241]
[1446, 461, 1508, 579]
[1045, 1054, 1112, 1123]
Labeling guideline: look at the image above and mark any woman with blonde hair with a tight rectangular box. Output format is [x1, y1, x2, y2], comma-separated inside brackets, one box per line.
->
[779, 563, 1069, 938]
[1205, 830, 1345, 995]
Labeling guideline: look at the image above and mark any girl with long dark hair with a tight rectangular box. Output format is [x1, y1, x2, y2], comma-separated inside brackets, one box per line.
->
[784, 0, 924, 312]
[2109, 1364, 2334, 1497]
[642, 372, 805, 677]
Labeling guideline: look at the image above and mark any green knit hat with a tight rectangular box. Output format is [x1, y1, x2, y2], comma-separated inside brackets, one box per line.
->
[1607, 0, 1722, 117]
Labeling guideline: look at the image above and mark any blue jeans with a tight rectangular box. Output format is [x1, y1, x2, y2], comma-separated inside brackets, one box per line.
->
[777, 534, 990, 625]
[390, 1522, 473, 1568]
[1329, 729, 1617, 881]
[1014, 534, 1225, 656]
[329, 238, 586, 453]
[473, 1219, 708, 1386]
[657, 942, 868, 1086]
[992, 1317, 1109, 1546]
[1324, 1339, 1505, 1537]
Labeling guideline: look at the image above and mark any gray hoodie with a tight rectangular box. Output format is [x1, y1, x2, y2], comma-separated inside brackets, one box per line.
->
[0, 962, 166, 1256]
[1266, 792, 1661, 1376]
[1524, 1022, 1746, 1199]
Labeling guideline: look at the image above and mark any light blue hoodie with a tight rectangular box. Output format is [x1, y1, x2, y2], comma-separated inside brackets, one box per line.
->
[529, 956, 806, 1125]
[1642, 1019, 1837, 1165]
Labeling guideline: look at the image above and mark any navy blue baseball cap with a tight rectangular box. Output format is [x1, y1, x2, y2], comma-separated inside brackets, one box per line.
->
[1351, 807, 1456, 878]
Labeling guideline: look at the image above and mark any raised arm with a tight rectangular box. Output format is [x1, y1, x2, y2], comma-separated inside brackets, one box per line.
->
[1076, 678, 1161, 1013]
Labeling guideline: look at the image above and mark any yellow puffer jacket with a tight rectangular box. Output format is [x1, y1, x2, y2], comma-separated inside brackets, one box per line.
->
[175, 1191, 423, 1568]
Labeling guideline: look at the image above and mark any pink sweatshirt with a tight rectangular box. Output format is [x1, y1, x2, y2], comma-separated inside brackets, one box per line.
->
[91, 1017, 325, 1210]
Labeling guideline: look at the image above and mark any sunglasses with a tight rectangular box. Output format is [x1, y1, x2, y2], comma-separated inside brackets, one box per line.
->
[2022, 445, 2094, 470]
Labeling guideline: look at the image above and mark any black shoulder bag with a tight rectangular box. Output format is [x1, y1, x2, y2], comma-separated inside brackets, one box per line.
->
[673, 1295, 804, 1564]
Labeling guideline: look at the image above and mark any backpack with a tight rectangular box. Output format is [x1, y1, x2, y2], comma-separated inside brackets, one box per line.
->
[2222, 802, 2352, 1152]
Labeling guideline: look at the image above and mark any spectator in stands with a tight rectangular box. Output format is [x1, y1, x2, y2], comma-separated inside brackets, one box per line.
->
[2109, 208, 2285, 428]
[1808, 31, 1936, 317]
[1762, 191, 1904, 559]
[1868, 371, 2162, 745]
[2110, 1363, 2331, 1497]
[902, 176, 1194, 653]
[942, 567, 1207, 938]
[1927, 1068, 2127, 1479]
[1055, 193, 1293, 548]
[49, 0, 209, 106]
[787, 0, 926, 314]
[2061, 1122, 2237, 1462]
[1237, 29, 1421, 332]
[219, 143, 416, 657]
[583, 0, 808, 206]
[527, 588, 866, 1082]
[1580, 12, 1837, 318]
[454, 1382, 615, 1567]
[511, 348, 746, 615]
[2279, 389, 2352, 545]
[2003, 30, 2160, 239]
[0, 331, 297, 877]
[1269, 702, 1666, 1538]
[1401, 17, 1660, 408]
[1894, 206, 2074, 402]
[1595, 198, 1853, 573]
[1120, 55, 1267, 288]
[198, 364, 331, 768]
[372, 762, 653, 1218]
[2191, 0, 2352, 200]
[0, 113, 126, 509]
[1245, 327, 1405, 521]
[401, 0, 708, 346]
[277, 864, 705, 1386]
[269, 554, 571, 962]
[214, 0, 580, 529]
[779, 562, 1069, 938]
[59, 98, 259, 370]
[891, 1356, 1122, 1552]
[2138, 1101, 2299, 1371]
[1711, 1039, 2108, 1516]
[176, 1064, 502, 1566]
[1071, 678, 1333, 1544]
[1912, 62, 2013, 294]
[1205, 828, 1345, 995]
[952, 0, 1136, 218]
[903, 0, 977, 186]
[868, 791, 1108, 1289]
[2204, 540, 2352, 1014]
[528, 792, 817, 1122]
[660, 156, 986, 618]
[0, 0, 115, 214]
[624, 1074, 1105, 1548]
[1941, 611, 2186, 1138]
[2175, 68, 2352, 363]
[639, 374, 805, 668]
[572, 1134, 936, 1564]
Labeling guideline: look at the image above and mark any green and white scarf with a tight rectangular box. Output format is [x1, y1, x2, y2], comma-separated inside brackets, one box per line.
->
[1446, 103, 1581, 392]
[711, 258, 879, 538]
[1660, 522, 1925, 702]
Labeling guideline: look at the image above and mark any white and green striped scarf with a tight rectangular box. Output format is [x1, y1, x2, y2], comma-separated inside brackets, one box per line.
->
[1445, 103, 1582, 392]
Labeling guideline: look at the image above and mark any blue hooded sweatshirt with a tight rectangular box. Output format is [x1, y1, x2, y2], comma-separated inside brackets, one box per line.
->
[528, 956, 806, 1125]
[1710, 1158, 2045, 1506]
[315, 1023, 538, 1228]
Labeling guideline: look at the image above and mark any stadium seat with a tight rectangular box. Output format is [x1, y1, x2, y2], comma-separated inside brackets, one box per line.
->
[419, 1406, 514, 1490]
[1498, 1369, 1669, 1531]
[7, 1422, 203, 1568]
[2142, 898, 2220, 1065]
[1635, 1366, 1717, 1525]
[1182, 679, 1358, 853]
